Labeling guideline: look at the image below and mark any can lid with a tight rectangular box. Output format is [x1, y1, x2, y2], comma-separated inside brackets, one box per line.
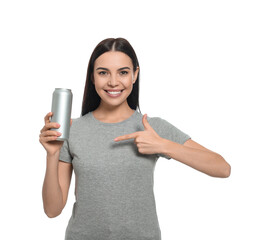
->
[55, 88, 72, 91]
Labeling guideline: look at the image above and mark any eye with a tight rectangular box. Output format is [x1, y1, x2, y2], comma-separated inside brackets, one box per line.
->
[120, 71, 128, 75]
[99, 71, 107, 75]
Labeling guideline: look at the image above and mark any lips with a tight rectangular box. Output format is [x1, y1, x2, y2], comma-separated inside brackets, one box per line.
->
[104, 89, 124, 97]
[104, 89, 124, 92]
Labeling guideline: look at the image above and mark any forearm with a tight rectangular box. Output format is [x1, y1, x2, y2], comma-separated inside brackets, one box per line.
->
[42, 153, 63, 217]
[159, 139, 231, 178]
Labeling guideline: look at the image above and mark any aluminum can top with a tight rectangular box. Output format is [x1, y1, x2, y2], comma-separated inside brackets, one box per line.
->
[55, 88, 72, 92]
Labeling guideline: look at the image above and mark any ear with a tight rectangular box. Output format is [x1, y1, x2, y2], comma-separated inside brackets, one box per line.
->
[133, 66, 139, 84]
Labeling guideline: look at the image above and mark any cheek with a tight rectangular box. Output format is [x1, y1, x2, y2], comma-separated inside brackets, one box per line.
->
[123, 82, 134, 95]
[93, 77, 105, 88]
[123, 76, 134, 87]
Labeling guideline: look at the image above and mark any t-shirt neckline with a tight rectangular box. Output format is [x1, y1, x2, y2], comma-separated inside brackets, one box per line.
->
[89, 110, 138, 126]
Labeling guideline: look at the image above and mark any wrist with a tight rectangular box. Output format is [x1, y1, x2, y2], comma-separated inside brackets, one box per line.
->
[158, 138, 177, 158]
[158, 138, 171, 155]
[46, 151, 60, 163]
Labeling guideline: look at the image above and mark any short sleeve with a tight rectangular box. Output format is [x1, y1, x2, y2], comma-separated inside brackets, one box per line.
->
[148, 116, 191, 160]
[59, 139, 73, 163]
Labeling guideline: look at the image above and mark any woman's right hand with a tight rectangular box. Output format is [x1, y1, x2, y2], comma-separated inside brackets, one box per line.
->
[39, 112, 72, 156]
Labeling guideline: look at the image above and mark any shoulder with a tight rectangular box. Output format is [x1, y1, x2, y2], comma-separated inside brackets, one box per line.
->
[145, 114, 181, 134]
[70, 114, 88, 132]
[69, 112, 94, 136]
[71, 112, 91, 127]
[146, 115, 172, 128]
[147, 115, 163, 123]
[147, 116, 161, 126]
[70, 117, 80, 128]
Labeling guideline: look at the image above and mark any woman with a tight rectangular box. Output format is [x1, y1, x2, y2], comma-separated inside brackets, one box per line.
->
[40, 37, 231, 240]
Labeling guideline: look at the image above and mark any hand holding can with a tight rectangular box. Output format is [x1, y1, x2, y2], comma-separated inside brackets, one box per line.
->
[39, 112, 72, 156]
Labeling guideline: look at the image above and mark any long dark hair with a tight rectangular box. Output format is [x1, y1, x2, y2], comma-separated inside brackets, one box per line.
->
[81, 37, 141, 117]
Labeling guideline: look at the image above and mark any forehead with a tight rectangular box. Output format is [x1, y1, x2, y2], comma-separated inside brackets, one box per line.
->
[94, 51, 133, 69]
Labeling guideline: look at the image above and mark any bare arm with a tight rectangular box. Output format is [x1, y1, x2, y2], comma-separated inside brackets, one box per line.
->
[159, 138, 231, 178]
[42, 152, 73, 218]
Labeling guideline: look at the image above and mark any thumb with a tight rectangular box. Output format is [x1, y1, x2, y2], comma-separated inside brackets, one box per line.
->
[142, 114, 152, 130]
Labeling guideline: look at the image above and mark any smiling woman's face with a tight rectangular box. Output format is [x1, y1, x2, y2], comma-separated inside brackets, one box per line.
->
[93, 51, 139, 108]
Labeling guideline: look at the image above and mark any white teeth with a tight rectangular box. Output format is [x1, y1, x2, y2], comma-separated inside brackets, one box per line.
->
[107, 91, 121, 94]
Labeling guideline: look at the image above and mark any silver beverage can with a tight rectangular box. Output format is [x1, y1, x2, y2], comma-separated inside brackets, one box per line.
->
[50, 88, 73, 141]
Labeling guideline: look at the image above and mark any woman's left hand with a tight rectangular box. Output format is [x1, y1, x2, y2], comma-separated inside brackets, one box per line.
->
[114, 114, 165, 155]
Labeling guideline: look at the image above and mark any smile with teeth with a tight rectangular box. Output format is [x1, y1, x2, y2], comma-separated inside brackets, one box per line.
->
[104, 89, 124, 97]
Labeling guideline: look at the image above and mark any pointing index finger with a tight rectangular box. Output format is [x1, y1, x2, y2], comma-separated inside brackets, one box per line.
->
[114, 132, 138, 142]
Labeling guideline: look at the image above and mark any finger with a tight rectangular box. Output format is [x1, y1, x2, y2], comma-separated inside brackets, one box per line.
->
[40, 122, 59, 133]
[142, 114, 152, 130]
[40, 130, 61, 138]
[41, 113, 51, 133]
[40, 135, 59, 142]
[114, 132, 138, 142]
[39, 130, 62, 142]
[44, 112, 53, 124]
[40, 122, 60, 133]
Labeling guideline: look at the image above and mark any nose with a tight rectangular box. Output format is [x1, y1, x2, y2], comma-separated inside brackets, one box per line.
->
[108, 74, 119, 86]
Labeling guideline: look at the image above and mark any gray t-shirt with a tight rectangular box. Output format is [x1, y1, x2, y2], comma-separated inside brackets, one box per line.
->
[59, 110, 191, 240]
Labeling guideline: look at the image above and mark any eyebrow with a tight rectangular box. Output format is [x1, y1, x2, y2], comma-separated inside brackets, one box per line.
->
[96, 67, 131, 71]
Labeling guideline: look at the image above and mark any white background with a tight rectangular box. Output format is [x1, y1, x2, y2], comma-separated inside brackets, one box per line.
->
[0, 0, 256, 239]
